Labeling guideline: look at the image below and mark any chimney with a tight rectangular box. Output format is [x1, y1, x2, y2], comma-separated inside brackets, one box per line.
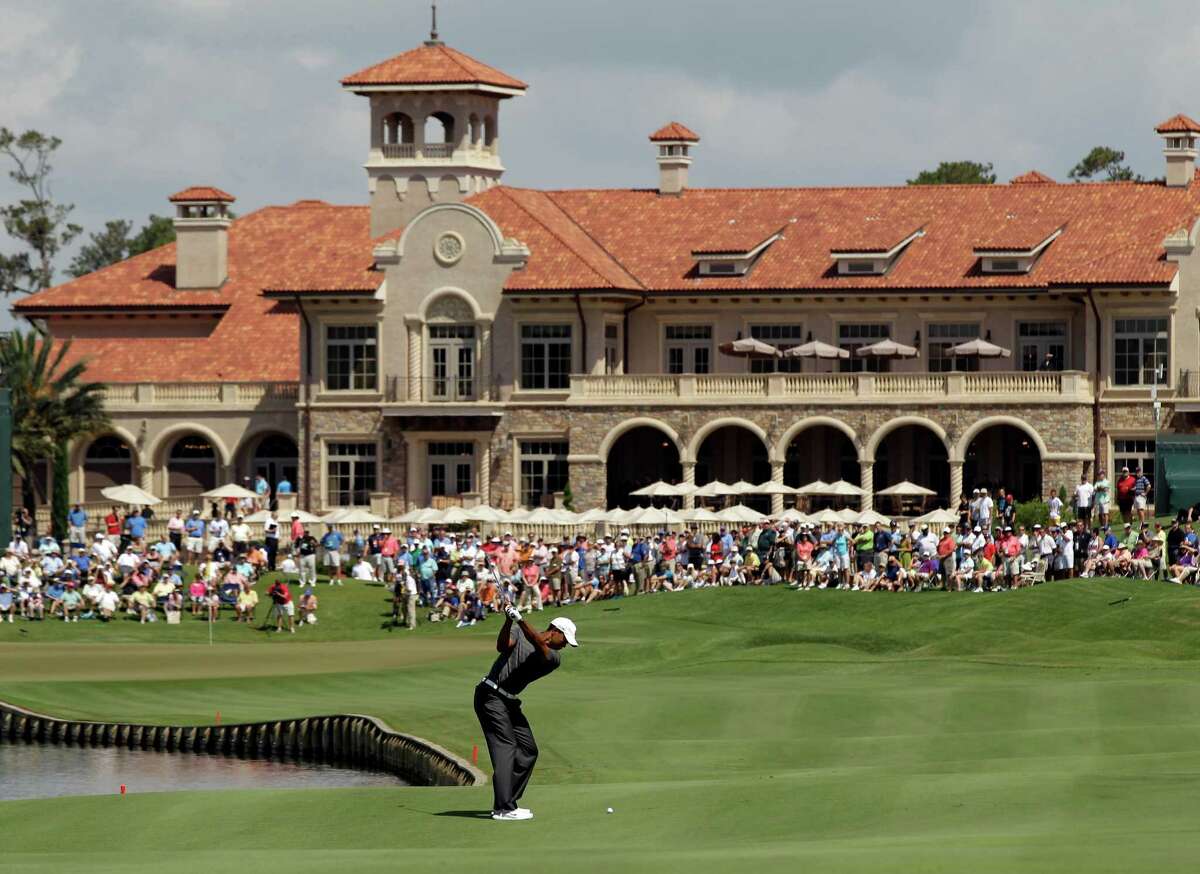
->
[169, 186, 235, 288]
[649, 122, 700, 195]
[1155, 114, 1200, 188]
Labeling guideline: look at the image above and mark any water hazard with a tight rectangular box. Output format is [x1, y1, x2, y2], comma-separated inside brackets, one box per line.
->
[0, 742, 406, 800]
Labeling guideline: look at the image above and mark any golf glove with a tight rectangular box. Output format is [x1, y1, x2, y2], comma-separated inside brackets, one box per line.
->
[505, 605, 521, 622]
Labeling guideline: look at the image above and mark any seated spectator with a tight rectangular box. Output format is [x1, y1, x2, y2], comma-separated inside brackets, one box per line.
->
[298, 587, 319, 626]
[131, 587, 156, 623]
[0, 583, 14, 622]
[350, 556, 376, 581]
[164, 589, 183, 620]
[96, 582, 120, 621]
[45, 580, 66, 617]
[236, 580, 259, 623]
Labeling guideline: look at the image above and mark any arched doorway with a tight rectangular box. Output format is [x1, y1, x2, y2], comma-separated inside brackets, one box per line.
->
[249, 434, 299, 494]
[963, 424, 1042, 501]
[167, 434, 217, 497]
[605, 426, 682, 509]
[875, 425, 950, 506]
[783, 425, 858, 489]
[696, 425, 770, 513]
[83, 435, 136, 502]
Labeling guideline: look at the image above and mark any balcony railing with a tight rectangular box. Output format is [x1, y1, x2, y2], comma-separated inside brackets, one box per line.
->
[1180, 369, 1200, 399]
[567, 371, 1093, 404]
[101, 382, 299, 410]
[381, 143, 415, 159]
[421, 143, 454, 158]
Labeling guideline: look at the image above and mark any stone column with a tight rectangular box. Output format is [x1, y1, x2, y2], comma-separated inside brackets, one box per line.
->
[139, 464, 154, 493]
[770, 461, 785, 517]
[405, 438, 421, 512]
[949, 460, 964, 508]
[859, 460, 874, 511]
[480, 439, 492, 506]
[682, 461, 697, 510]
[568, 459, 606, 511]
[406, 322, 422, 402]
[478, 322, 492, 401]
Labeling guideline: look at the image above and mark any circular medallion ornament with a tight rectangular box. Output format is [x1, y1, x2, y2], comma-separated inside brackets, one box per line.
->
[434, 232, 465, 266]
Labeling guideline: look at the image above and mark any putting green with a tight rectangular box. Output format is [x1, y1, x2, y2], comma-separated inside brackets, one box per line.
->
[3, 579, 1200, 873]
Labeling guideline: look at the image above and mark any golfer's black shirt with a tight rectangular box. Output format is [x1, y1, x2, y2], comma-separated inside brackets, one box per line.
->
[486, 631, 560, 696]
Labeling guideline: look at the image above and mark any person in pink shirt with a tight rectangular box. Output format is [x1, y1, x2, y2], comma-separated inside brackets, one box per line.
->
[290, 512, 304, 544]
[188, 577, 207, 616]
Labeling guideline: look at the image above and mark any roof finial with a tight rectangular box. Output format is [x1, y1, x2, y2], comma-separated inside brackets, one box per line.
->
[426, 2, 443, 45]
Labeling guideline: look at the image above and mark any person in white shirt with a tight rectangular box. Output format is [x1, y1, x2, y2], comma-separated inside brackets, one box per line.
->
[91, 533, 117, 564]
[96, 584, 121, 621]
[351, 557, 376, 581]
[978, 489, 994, 528]
[279, 555, 299, 575]
[230, 516, 252, 555]
[1047, 492, 1063, 525]
[393, 567, 418, 629]
[207, 515, 230, 553]
[8, 538, 29, 559]
[1073, 475, 1094, 526]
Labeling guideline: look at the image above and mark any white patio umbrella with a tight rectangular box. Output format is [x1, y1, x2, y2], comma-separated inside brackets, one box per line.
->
[826, 479, 866, 497]
[854, 338, 919, 359]
[630, 480, 695, 497]
[835, 507, 862, 523]
[323, 508, 388, 526]
[573, 508, 608, 524]
[949, 337, 1012, 358]
[810, 507, 843, 525]
[603, 507, 641, 524]
[782, 340, 849, 359]
[503, 507, 533, 522]
[855, 509, 892, 526]
[876, 480, 937, 497]
[779, 507, 809, 523]
[915, 508, 959, 525]
[523, 506, 575, 525]
[718, 337, 782, 359]
[682, 507, 723, 524]
[244, 508, 320, 524]
[630, 506, 685, 526]
[691, 480, 732, 498]
[718, 504, 767, 524]
[393, 507, 439, 525]
[796, 480, 831, 496]
[721, 480, 761, 495]
[754, 481, 799, 495]
[201, 483, 258, 500]
[100, 484, 162, 506]
[437, 506, 472, 526]
[462, 505, 508, 523]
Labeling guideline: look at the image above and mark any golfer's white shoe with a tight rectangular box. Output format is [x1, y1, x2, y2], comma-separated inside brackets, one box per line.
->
[492, 808, 534, 821]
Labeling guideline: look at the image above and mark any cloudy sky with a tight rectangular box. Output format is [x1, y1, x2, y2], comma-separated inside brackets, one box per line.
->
[2, 0, 1198, 324]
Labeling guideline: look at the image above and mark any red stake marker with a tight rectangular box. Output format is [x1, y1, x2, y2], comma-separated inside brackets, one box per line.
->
[472, 745, 478, 764]
[119, 784, 126, 796]
[216, 711, 221, 725]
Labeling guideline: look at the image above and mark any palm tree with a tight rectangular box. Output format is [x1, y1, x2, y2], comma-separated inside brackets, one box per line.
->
[0, 330, 110, 535]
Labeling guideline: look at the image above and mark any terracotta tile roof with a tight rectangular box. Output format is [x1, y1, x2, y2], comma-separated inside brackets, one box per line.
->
[692, 220, 785, 255]
[973, 213, 1064, 252]
[1009, 170, 1055, 184]
[1155, 113, 1200, 134]
[649, 122, 700, 142]
[15, 202, 383, 382]
[471, 180, 1200, 292]
[340, 43, 527, 90]
[169, 186, 235, 203]
[827, 218, 923, 254]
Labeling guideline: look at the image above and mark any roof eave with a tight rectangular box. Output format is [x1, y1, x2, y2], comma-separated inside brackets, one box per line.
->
[341, 82, 526, 97]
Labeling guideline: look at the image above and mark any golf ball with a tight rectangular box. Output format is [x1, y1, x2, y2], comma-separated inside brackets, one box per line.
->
[606, 807, 614, 814]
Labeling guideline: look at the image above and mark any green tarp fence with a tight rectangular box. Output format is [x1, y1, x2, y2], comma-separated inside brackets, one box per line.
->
[1157, 435, 1200, 514]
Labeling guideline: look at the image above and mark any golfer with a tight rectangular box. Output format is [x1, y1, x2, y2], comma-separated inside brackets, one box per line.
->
[475, 601, 577, 821]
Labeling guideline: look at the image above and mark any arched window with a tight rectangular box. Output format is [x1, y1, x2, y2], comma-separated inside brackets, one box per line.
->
[468, 113, 481, 147]
[167, 435, 217, 497]
[84, 435, 135, 502]
[252, 434, 299, 494]
[483, 115, 497, 149]
[424, 112, 456, 156]
[382, 111, 414, 145]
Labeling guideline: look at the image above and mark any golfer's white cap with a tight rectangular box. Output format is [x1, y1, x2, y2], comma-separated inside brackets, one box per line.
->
[550, 616, 579, 647]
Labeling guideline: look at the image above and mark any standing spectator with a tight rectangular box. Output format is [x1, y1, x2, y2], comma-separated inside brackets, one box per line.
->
[1047, 490, 1063, 527]
[263, 512, 280, 571]
[276, 475, 293, 495]
[104, 506, 122, 549]
[267, 577, 295, 633]
[1116, 466, 1137, 523]
[207, 512, 230, 555]
[254, 474, 270, 504]
[296, 528, 319, 586]
[166, 510, 185, 552]
[321, 525, 345, 584]
[289, 512, 304, 546]
[184, 510, 206, 563]
[1094, 469, 1112, 529]
[1133, 466, 1153, 525]
[230, 514, 251, 556]
[125, 508, 148, 549]
[1074, 474, 1094, 526]
[67, 504, 88, 548]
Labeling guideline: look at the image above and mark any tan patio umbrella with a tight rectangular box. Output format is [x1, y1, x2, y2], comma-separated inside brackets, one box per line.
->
[100, 484, 162, 506]
[855, 509, 892, 526]
[244, 509, 320, 524]
[782, 340, 849, 360]
[796, 480, 831, 496]
[691, 480, 732, 498]
[915, 508, 959, 526]
[630, 480, 696, 497]
[754, 481, 798, 495]
[876, 480, 937, 497]
[720, 480, 761, 495]
[810, 507, 843, 525]
[949, 337, 1012, 358]
[682, 507, 723, 524]
[717, 504, 768, 524]
[718, 337, 781, 360]
[835, 507, 862, 523]
[201, 483, 258, 500]
[855, 338, 919, 359]
[826, 479, 866, 498]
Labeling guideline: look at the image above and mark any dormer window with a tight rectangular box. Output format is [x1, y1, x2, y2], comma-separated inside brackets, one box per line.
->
[974, 223, 1063, 274]
[692, 222, 783, 277]
[830, 225, 923, 276]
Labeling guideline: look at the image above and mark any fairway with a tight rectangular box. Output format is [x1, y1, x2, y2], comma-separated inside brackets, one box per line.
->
[3, 579, 1200, 872]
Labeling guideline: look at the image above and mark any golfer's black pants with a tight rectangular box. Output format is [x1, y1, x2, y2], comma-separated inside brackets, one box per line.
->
[266, 537, 278, 571]
[474, 685, 538, 813]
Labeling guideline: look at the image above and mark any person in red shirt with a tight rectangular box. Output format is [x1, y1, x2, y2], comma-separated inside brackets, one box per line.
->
[104, 506, 121, 547]
[660, 533, 677, 575]
[267, 578, 294, 633]
[936, 528, 957, 590]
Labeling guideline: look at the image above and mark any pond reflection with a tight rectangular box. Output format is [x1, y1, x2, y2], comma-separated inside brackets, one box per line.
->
[0, 742, 405, 800]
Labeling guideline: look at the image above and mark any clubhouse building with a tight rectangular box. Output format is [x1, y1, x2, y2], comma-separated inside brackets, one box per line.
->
[14, 35, 1200, 516]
